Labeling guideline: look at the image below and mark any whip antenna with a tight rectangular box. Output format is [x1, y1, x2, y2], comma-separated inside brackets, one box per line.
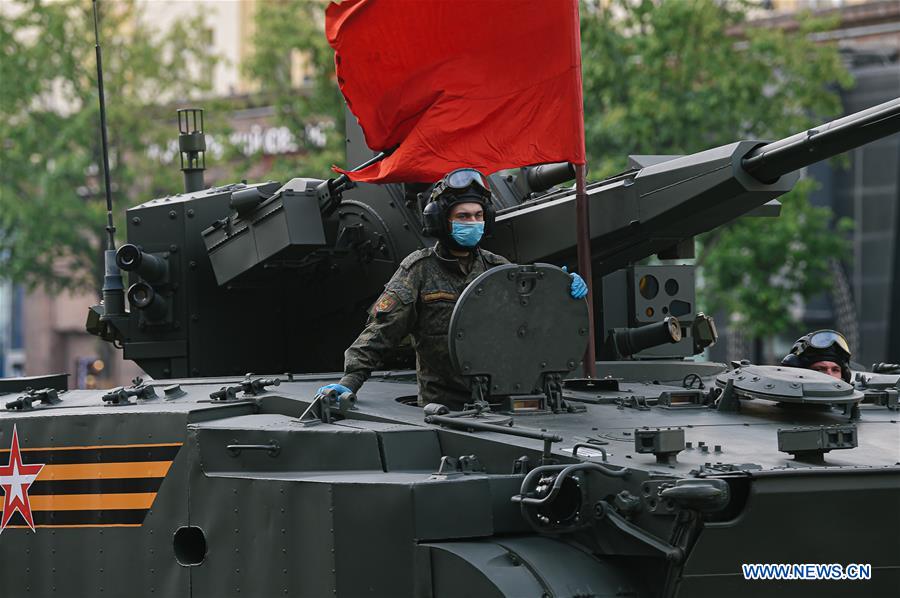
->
[92, 0, 125, 318]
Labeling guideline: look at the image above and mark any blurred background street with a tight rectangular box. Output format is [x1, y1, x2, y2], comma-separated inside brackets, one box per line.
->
[1, 0, 897, 388]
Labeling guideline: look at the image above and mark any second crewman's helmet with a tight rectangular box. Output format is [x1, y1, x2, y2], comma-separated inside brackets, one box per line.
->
[422, 168, 496, 241]
[780, 329, 852, 382]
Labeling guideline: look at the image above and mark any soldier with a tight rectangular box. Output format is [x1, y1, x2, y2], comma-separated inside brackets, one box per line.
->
[780, 329, 852, 382]
[318, 168, 588, 410]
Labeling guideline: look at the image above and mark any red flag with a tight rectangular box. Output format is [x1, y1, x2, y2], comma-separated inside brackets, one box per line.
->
[325, 0, 585, 183]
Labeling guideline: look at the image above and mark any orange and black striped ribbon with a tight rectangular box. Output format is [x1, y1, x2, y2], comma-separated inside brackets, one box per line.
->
[1, 442, 181, 528]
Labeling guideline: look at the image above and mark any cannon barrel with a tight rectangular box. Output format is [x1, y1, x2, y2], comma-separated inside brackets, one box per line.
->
[487, 98, 900, 276]
[742, 98, 900, 183]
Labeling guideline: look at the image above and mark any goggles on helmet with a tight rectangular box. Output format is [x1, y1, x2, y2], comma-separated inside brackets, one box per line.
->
[795, 329, 851, 358]
[445, 168, 488, 190]
[430, 168, 490, 203]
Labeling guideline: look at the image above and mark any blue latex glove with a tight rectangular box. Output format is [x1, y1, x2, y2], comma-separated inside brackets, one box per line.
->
[318, 383, 352, 397]
[561, 266, 588, 299]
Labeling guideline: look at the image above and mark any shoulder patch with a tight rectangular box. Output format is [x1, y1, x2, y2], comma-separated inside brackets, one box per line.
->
[400, 248, 434, 270]
[373, 291, 398, 314]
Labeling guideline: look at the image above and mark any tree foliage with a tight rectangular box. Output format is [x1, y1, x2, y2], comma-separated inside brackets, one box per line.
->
[580, 0, 853, 337]
[241, 0, 345, 183]
[0, 0, 219, 290]
[580, 0, 851, 173]
[698, 179, 852, 339]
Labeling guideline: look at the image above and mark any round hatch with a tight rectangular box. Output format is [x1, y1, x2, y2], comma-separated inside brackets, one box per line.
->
[716, 364, 863, 405]
[448, 264, 589, 396]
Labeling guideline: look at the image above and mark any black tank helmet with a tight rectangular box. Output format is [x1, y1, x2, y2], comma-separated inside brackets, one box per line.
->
[780, 329, 852, 382]
[421, 168, 495, 249]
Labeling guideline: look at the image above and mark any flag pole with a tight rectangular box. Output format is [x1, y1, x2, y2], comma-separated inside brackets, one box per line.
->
[575, 165, 597, 378]
[572, 0, 596, 379]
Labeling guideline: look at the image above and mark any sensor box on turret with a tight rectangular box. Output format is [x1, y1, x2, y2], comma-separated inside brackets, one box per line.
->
[202, 179, 327, 285]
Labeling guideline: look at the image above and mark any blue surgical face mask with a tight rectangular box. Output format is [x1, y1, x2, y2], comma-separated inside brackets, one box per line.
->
[450, 221, 484, 247]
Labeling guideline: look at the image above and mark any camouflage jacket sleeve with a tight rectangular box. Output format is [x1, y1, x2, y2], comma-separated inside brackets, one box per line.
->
[339, 266, 418, 393]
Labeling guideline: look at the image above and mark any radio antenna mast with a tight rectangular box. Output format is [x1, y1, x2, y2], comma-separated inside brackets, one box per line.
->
[92, 0, 125, 318]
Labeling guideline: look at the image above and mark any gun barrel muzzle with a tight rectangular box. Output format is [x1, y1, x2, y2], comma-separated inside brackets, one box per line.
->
[742, 98, 900, 183]
[116, 244, 169, 283]
[525, 162, 576, 193]
[127, 282, 168, 321]
[610, 317, 682, 358]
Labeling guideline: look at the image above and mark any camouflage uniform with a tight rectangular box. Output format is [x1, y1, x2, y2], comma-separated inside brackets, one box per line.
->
[340, 243, 509, 409]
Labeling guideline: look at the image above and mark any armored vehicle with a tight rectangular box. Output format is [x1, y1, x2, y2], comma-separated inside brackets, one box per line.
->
[1, 85, 899, 597]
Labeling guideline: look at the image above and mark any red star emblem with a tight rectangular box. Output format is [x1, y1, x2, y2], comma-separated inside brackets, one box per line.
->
[0, 425, 45, 534]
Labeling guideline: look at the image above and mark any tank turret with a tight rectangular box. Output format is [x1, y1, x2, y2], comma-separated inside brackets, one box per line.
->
[84, 99, 899, 378]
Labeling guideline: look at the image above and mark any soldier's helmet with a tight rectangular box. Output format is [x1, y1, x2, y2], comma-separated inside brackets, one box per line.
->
[780, 329, 852, 382]
[421, 168, 495, 240]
